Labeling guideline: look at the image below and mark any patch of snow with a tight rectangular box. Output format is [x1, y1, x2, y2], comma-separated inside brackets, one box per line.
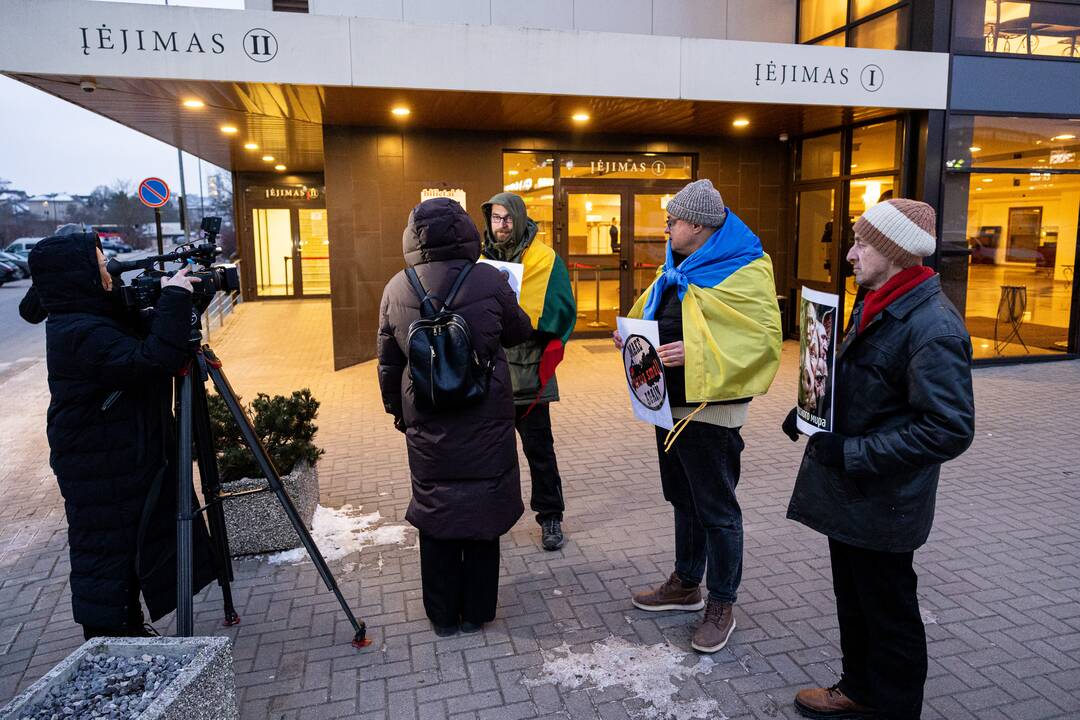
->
[553, 589, 563, 596]
[524, 636, 723, 720]
[920, 609, 938, 625]
[264, 504, 411, 566]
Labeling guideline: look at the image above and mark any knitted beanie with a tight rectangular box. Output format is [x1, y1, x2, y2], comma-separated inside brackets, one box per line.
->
[666, 179, 727, 227]
[852, 198, 936, 267]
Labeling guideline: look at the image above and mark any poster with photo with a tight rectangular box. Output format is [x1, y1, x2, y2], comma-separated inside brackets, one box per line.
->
[796, 287, 839, 436]
[478, 259, 524, 302]
[616, 317, 674, 430]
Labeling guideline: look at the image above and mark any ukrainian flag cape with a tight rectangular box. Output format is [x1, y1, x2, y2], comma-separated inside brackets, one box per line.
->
[515, 240, 576, 344]
[630, 212, 783, 403]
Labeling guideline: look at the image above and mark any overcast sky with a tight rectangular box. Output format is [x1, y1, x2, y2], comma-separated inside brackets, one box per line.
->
[0, 0, 244, 197]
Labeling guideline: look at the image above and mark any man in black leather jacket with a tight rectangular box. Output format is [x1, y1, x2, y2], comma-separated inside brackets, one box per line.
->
[782, 199, 975, 720]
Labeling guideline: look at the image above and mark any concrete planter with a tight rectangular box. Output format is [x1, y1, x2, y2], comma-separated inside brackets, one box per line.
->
[221, 459, 319, 556]
[0, 636, 238, 720]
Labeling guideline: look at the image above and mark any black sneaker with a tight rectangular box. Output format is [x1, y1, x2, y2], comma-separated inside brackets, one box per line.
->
[541, 519, 565, 551]
[432, 623, 458, 637]
[459, 620, 484, 634]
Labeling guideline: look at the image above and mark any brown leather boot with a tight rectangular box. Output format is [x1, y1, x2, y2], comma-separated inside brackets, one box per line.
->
[794, 684, 877, 719]
[631, 572, 704, 612]
[691, 598, 735, 653]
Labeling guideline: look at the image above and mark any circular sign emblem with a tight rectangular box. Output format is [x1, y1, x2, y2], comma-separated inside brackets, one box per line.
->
[243, 28, 278, 63]
[622, 334, 667, 411]
[860, 64, 884, 92]
[651, 160, 667, 176]
[137, 177, 170, 208]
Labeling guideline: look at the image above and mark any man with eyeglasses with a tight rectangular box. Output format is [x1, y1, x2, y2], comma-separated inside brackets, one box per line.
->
[614, 179, 782, 653]
[481, 193, 577, 551]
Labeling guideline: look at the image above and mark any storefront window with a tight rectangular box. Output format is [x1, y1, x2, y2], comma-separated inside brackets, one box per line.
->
[815, 32, 847, 46]
[946, 115, 1080, 172]
[954, 0, 1080, 57]
[800, 0, 847, 42]
[853, 0, 898, 19]
[799, 133, 843, 180]
[503, 152, 555, 248]
[850, 7, 909, 49]
[941, 170, 1078, 358]
[851, 121, 900, 174]
[844, 175, 898, 328]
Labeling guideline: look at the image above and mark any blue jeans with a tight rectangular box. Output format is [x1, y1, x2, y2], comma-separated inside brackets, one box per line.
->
[655, 423, 744, 603]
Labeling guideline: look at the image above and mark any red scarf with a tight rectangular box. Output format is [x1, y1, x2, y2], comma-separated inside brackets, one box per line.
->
[858, 265, 936, 333]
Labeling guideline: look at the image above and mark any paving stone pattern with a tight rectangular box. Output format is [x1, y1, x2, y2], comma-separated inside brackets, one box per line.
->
[1, 299, 1078, 719]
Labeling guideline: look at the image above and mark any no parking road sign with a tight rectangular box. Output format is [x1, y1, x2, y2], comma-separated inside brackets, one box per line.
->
[138, 177, 170, 208]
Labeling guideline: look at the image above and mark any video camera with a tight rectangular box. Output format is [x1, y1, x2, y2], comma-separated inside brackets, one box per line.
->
[106, 216, 239, 316]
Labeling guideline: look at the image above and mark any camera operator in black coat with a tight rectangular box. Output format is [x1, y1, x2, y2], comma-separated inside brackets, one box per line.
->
[27, 233, 215, 639]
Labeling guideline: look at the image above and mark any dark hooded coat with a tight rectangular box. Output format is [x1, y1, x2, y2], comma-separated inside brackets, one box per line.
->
[29, 234, 214, 629]
[377, 199, 534, 540]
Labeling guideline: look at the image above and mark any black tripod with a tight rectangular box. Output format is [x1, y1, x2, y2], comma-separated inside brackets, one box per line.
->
[173, 338, 370, 649]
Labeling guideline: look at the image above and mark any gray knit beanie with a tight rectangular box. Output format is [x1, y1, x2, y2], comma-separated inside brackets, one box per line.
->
[666, 179, 727, 227]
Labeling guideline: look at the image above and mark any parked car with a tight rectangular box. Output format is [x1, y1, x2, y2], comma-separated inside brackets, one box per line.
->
[99, 238, 133, 254]
[3, 237, 44, 258]
[0, 251, 30, 279]
[0, 259, 18, 286]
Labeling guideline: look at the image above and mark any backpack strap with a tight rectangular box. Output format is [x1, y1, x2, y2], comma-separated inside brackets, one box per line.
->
[404, 267, 439, 318]
[443, 262, 475, 310]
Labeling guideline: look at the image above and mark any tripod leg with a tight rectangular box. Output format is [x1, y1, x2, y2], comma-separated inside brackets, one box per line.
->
[191, 369, 241, 626]
[176, 374, 195, 637]
[203, 349, 371, 649]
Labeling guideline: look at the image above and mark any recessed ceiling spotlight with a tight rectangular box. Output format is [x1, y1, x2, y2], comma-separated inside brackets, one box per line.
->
[969, 146, 981, 152]
[981, 177, 993, 183]
[182, 99, 205, 108]
[572, 112, 590, 123]
[1052, 134, 1076, 141]
[262, 155, 274, 162]
[732, 118, 750, 128]
[508, 170, 519, 176]
[391, 106, 411, 117]
[220, 125, 238, 134]
[244, 142, 259, 150]
[274, 164, 286, 171]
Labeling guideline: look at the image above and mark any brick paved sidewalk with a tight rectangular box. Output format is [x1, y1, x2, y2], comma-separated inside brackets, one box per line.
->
[1, 299, 1078, 719]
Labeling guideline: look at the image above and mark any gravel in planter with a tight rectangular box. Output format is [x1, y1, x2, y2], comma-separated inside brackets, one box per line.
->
[221, 460, 318, 556]
[18, 651, 192, 719]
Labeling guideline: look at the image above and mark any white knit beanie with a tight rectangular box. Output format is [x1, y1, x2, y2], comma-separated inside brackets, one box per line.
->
[852, 199, 937, 268]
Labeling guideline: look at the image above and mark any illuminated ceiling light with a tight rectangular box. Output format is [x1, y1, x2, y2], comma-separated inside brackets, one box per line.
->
[391, 106, 411, 117]
[981, 177, 993, 183]
[571, 112, 590, 123]
[262, 155, 274, 162]
[975, 187, 983, 191]
[1052, 134, 1076, 141]
[732, 118, 750, 128]
[220, 125, 238, 134]
[182, 99, 205, 108]
[508, 170, 519, 176]
[850, 164, 859, 169]
[244, 142, 259, 150]
[969, 146, 981, 152]
[274, 164, 287, 171]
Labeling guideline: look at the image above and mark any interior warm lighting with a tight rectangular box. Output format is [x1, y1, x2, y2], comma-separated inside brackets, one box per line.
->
[660, 194, 672, 210]
[850, 164, 859, 169]
[1052, 134, 1076, 141]
[220, 125, 238, 134]
[585, 201, 594, 212]
[244, 142, 259, 150]
[969, 146, 981, 152]
[861, 181, 882, 208]
[507, 170, 519, 176]
[391, 106, 411, 117]
[181, 99, 205, 108]
[262, 155, 274, 162]
[732, 118, 750, 128]
[572, 112, 590, 122]
[981, 177, 994, 183]
[975, 187, 983, 192]
[274, 164, 286, 171]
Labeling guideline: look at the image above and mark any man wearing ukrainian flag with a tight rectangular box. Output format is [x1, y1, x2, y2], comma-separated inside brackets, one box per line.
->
[481, 193, 577, 552]
[616, 179, 782, 653]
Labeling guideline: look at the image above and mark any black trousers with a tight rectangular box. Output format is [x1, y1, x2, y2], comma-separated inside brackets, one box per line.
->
[418, 532, 501, 627]
[81, 566, 144, 640]
[515, 403, 564, 522]
[830, 538, 927, 720]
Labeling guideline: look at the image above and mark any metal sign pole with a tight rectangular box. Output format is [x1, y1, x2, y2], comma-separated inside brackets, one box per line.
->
[155, 208, 165, 270]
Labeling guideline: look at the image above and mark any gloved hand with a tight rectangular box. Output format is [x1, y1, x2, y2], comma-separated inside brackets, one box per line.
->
[781, 408, 800, 441]
[807, 432, 846, 470]
[393, 416, 406, 434]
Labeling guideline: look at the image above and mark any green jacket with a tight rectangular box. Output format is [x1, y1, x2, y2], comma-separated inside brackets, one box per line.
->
[482, 192, 577, 405]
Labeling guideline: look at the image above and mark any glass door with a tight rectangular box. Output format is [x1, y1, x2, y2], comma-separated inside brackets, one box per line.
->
[298, 209, 331, 296]
[631, 193, 673, 303]
[563, 191, 622, 330]
[252, 208, 294, 297]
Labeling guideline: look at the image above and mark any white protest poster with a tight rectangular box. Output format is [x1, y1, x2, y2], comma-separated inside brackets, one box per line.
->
[796, 287, 839, 435]
[616, 316, 674, 430]
[477, 259, 524, 302]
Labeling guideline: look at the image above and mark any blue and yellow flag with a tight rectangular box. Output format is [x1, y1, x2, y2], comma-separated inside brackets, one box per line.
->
[630, 212, 783, 402]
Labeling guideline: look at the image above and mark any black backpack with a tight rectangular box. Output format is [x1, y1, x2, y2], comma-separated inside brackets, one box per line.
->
[404, 264, 492, 411]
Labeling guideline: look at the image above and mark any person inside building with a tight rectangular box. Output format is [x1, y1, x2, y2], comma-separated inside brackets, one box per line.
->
[481, 192, 577, 551]
[27, 231, 215, 640]
[614, 178, 783, 653]
[378, 198, 534, 636]
[783, 198, 975, 720]
[610, 217, 620, 253]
